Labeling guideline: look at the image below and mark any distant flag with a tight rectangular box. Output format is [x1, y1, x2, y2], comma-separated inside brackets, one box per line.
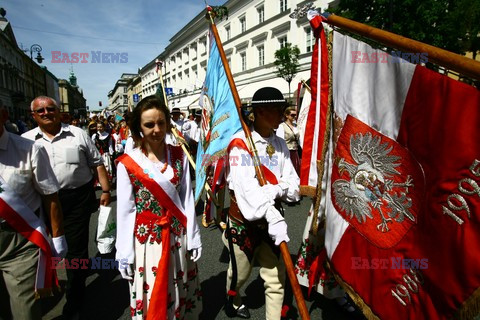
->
[296, 81, 311, 150]
[155, 81, 166, 107]
[324, 30, 480, 319]
[194, 29, 242, 203]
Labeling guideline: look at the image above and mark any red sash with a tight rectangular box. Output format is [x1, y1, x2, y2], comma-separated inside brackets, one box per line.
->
[0, 178, 57, 297]
[227, 138, 279, 185]
[118, 153, 187, 320]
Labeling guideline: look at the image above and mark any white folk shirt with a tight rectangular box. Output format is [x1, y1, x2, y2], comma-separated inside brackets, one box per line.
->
[22, 123, 103, 189]
[188, 121, 201, 143]
[226, 129, 300, 221]
[0, 129, 60, 222]
[115, 146, 201, 264]
[173, 119, 184, 132]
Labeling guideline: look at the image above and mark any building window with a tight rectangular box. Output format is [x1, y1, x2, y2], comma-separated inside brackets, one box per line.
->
[257, 6, 264, 24]
[258, 46, 264, 66]
[201, 39, 207, 55]
[239, 16, 246, 33]
[240, 52, 246, 71]
[280, 0, 287, 12]
[305, 27, 314, 52]
[225, 25, 231, 40]
[279, 36, 288, 49]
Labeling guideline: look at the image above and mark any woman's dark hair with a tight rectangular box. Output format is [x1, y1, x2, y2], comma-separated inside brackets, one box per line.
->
[129, 95, 170, 147]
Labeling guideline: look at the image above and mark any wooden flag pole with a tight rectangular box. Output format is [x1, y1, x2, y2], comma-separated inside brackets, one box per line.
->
[323, 12, 480, 81]
[207, 8, 310, 320]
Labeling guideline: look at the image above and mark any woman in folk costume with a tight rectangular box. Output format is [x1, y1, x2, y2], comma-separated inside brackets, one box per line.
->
[92, 121, 114, 181]
[223, 87, 300, 319]
[115, 95, 202, 319]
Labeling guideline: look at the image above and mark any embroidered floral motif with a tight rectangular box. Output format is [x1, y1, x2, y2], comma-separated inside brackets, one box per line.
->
[135, 224, 150, 244]
[127, 146, 187, 245]
[143, 282, 149, 293]
[130, 306, 136, 317]
[136, 299, 143, 315]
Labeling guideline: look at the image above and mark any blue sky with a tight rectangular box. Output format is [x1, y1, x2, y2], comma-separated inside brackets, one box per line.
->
[3, 0, 225, 110]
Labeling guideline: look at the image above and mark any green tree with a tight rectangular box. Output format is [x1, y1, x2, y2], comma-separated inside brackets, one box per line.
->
[274, 43, 300, 100]
[329, 0, 480, 57]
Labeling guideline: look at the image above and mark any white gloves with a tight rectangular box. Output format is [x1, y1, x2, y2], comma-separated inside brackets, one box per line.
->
[265, 207, 289, 246]
[52, 235, 68, 258]
[190, 247, 202, 262]
[119, 263, 134, 281]
[268, 220, 289, 246]
[262, 184, 285, 201]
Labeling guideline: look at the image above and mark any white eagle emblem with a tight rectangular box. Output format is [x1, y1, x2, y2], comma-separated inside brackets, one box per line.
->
[332, 132, 415, 233]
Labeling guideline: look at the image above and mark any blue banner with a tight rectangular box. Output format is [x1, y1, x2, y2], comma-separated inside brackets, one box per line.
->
[194, 30, 242, 202]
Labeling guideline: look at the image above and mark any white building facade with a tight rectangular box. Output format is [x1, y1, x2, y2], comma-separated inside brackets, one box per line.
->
[160, 0, 334, 113]
[108, 73, 137, 113]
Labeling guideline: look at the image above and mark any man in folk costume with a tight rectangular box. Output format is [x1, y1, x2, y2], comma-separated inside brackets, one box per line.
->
[115, 95, 202, 319]
[0, 101, 66, 319]
[171, 107, 184, 132]
[23, 96, 111, 318]
[223, 87, 300, 319]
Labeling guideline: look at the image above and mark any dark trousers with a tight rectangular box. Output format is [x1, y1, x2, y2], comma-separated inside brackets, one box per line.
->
[58, 180, 98, 315]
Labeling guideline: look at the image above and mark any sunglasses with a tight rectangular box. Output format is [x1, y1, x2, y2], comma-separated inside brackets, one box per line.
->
[33, 106, 57, 115]
[289, 114, 297, 117]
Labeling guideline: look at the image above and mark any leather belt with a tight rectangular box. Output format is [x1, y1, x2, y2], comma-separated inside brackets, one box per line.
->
[228, 190, 283, 227]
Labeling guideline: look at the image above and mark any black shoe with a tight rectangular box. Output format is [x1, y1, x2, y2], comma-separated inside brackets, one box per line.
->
[225, 301, 251, 319]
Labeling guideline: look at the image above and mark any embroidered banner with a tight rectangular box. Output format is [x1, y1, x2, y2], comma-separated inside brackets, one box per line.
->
[325, 31, 480, 319]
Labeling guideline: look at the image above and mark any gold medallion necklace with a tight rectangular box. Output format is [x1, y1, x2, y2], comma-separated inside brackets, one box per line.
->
[266, 136, 275, 159]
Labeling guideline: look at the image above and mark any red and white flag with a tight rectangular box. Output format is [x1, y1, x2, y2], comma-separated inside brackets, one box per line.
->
[325, 31, 480, 319]
[299, 11, 329, 195]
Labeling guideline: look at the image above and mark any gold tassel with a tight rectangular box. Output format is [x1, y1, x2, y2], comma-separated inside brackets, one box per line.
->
[326, 260, 381, 320]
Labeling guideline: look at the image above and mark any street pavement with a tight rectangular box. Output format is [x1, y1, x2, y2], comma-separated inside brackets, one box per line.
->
[38, 189, 365, 320]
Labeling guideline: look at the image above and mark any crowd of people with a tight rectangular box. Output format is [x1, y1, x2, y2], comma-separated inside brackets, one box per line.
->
[0, 88, 346, 320]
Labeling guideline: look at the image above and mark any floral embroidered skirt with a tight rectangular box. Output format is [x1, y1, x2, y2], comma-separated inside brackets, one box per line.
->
[294, 203, 344, 299]
[129, 232, 202, 319]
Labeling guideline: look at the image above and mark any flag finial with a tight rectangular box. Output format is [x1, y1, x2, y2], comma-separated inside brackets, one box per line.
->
[289, 2, 318, 20]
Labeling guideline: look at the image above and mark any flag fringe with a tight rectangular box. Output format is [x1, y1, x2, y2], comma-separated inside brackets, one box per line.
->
[35, 285, 61, 300]
[454, 286, 480, 320]
[327, 260, 381, 320]
[300, 186, 316, 197]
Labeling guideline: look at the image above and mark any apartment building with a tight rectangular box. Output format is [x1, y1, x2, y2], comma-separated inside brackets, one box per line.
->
[158, 0, 334, 113]
[107, 73, 137, 113]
